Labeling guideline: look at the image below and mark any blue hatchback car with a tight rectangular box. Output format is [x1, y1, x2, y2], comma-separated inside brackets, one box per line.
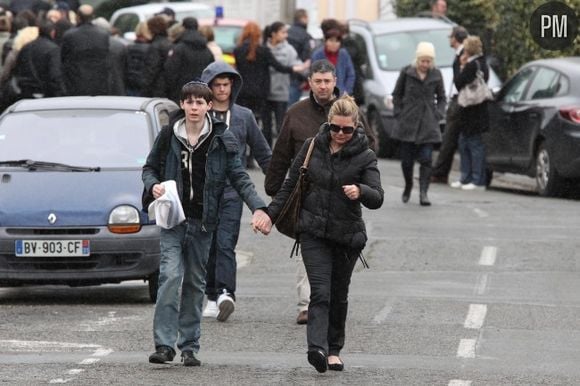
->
[0, 96, 178, 301]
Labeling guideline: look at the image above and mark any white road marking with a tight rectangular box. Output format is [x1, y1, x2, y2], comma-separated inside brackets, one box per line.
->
[92, 348, 113, 357]
[79, 358, 100, 365]
[49, 379, 70, 384]
[479, 246, 497, 266]
[372, 302, 393, 324]
[457, 339, 476, 358]
[449, 381, 472, 386]
[0, 340, 100, 350]
[473, 208, 488, 218]
[464, 304, 488, 329]
[67, 369, 83, 375]
[474, 273, 488, 295]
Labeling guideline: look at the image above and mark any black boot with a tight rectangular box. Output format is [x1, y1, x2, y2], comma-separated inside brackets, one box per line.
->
[402, 184, 412, 203]
[419, 165, 432, 206]
[401, 162, 413, 204]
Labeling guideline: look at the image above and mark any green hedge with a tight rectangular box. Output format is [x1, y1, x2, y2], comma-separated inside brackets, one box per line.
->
[396, 0, 580, 80]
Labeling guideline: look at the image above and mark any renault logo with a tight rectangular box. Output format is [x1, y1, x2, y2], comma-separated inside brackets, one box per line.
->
[48, 213, 57, 224]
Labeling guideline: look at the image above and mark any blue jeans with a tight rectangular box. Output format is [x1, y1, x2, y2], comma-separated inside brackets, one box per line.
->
[153, 218, 213, 354]
[205, 194, 243, 301]
[459, 133, 486, 186]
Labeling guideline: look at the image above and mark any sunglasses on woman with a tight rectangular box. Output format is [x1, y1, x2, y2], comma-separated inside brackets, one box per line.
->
[329, 124, 355, 134]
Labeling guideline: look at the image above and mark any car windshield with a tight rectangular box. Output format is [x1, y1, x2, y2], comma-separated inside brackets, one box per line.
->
[0, 110, 151, 169]
[214, 26, 242, 53]
[374, 28, 455, 71]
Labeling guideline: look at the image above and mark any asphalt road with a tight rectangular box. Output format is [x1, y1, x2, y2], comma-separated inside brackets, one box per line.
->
[1, 158, 579, 385]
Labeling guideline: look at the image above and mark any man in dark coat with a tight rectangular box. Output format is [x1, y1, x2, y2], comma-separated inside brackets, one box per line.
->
[164, 17, 214, 104]
[431, 25, 468, 184]
[286, 8, 314, 106]
[142, 15, 170, 98]
[61, 4, 110, 96]
[13, 20, 64, 98]
[265, 59, 375, 325]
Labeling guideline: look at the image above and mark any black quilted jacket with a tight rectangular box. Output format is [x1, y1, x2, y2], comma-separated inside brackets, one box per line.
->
[268, 123, 384, 251]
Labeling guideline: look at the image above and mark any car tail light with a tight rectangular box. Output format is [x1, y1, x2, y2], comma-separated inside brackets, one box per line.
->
[559, 107, 580, 123]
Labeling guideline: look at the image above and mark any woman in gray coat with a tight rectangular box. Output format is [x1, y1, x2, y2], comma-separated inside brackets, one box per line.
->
[392, 41, 446, 206]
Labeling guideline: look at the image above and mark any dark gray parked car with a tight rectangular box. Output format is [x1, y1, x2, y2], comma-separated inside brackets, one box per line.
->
[485, 57, 580, 197]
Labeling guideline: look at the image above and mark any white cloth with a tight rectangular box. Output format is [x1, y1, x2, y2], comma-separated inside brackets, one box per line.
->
[147, 180, 185, 229]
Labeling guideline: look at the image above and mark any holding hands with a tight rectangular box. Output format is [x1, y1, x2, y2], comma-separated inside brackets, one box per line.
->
[252, 209, 272, 235]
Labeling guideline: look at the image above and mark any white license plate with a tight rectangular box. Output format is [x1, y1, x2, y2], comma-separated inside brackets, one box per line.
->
[15, 240, 90, 257]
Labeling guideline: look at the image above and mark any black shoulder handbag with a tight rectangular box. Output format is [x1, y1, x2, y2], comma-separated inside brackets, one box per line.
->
[274, 138, 316, 240]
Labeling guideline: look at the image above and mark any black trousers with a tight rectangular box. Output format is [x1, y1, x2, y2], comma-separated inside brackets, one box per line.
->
[301, 233, 358, 356]
[432, 98, 461, 177]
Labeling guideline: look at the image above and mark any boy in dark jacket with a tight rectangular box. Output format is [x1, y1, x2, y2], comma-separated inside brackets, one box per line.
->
[143, 81, 268, 366]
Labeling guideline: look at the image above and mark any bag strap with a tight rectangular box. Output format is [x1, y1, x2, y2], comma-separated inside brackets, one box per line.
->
[302, 137, 316, 168]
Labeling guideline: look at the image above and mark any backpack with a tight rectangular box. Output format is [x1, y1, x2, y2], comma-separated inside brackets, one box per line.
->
[142, 126, 173, 211]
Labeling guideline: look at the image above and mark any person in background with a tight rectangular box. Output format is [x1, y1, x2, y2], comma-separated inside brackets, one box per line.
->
[164, 17, 214, 104]
[431, 25, 468, 184]
[233, 21, 303, 126]
[12, 20, 63, 98]
[391, 41, 446, 206]
[265, 59, 376, 325]
[0, 8, 12, 71]
[142, 15, 170, 98]
[255, 94, 384, 373]
[310, 19, 355, 96]
[262, 21, 306, 148]
[93, 16, 127, 96]
[155, 6, 176, 28]
[286, 8, 313, 106]
[200, 61, 271, 321]
[143, 81, 269, 367]
[126, 21, 151, 97]
[61, 5, 110, 96]
[167, 22, 184, 44]
[450, 35, 489, 191]
[339, 21, 365, 105]
[199, 25, 223, 62]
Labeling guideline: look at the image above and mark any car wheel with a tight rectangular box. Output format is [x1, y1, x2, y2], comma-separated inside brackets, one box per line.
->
[535, 142, 565, 197]
[148, 270, 159, 303]
[368, 109, 398, 158]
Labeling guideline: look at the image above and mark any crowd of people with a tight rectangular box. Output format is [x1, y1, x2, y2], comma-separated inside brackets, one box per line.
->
[1, 0, 492, 374]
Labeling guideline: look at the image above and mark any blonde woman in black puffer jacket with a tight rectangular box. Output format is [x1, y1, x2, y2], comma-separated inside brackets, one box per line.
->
[254, 94, 384, 374]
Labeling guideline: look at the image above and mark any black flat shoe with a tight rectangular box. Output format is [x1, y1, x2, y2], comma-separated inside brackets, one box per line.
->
[307, 349, 327, 373]
[328, 359, 344, 371]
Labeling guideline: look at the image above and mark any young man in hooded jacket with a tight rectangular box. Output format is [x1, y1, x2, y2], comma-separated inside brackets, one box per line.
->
[199, 61, 272, 321]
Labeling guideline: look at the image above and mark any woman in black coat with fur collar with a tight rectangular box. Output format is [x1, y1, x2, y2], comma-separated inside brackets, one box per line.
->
[253, 95, 384, 373]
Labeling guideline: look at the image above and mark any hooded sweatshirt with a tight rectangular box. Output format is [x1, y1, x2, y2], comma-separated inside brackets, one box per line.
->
[201, 61, 272, 198]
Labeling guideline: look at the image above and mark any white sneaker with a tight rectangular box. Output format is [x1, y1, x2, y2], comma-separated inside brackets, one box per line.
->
[461, 183, 486, 191]
[216, 291, 235, 322]
[202, 300, 218, 318]
[450, 181, 463, 189]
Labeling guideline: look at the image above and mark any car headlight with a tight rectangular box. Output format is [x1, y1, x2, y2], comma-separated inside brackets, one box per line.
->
[383, 95, 394, 110]
[108, 205, 141, 234]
